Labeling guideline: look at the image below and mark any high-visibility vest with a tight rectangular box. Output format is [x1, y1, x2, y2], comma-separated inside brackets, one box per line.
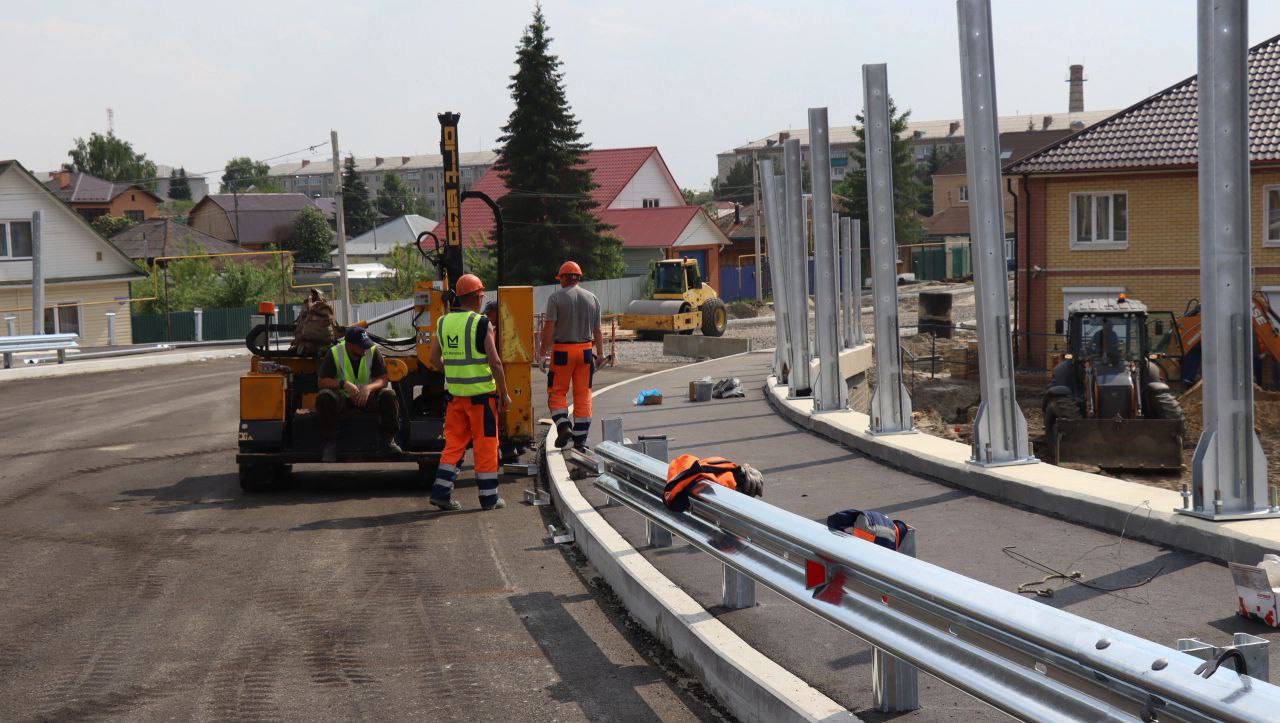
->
[663, 454, 744, 511]
[437, 310, 496, 396]
[330, 342, 374, 396]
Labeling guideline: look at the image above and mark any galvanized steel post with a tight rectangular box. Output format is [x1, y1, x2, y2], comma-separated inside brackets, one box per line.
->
[810, 108, 843, 411]
[833, 211, 844, 351]
[852, 219, 864, 345]
[193, 307, 204, 343]
[31, 210, 43, 335]
[873, 526, 920, 712]
[105, 312, 116, 347]
[956, 0, 1033, 465]
[759, 159, 791, 381]
[863, 64, 913, 433]
[840, 217, 854, 348]
[1187, 0, 1272, 519]
[783, 138, 812, 397]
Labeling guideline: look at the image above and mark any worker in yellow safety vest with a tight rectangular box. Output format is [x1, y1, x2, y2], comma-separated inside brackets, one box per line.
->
[316, 326, 401, 462]
[428, 274, 512, 511]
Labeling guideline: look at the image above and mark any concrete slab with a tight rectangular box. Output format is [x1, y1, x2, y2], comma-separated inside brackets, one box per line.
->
[766, 377, 1280, 565]
[663, 334, 752, 359]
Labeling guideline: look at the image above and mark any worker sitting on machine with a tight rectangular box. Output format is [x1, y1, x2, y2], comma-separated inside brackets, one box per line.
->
[428, 274, 512, 511]
[316, 326, 402, 462]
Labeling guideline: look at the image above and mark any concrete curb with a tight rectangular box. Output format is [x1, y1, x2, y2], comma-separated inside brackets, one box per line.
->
[764, 377, 1280, 565]
[547, 356, 853, 723]
[0, 347, 249, 383]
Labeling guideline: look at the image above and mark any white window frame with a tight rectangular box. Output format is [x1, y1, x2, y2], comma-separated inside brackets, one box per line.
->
[1069, 191, 1129, 250]
[958, 185, 969, 203]
[1264, 185, 1280, 247]
[0, 219, 34, 260]
[44, 302, 81, 337]
[643, 198, 661, 208]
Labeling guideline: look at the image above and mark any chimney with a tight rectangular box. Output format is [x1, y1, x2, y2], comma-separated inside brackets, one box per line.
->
[733, 202, 741, 225]
[300, 159, 310, 168]
[778, 131, 790, 143]
[375, 157, 385, 166]
[1068, 64, 1085, 113]
[402, 156, 411, 164]
[1042, 114, 1054, 130]
[53, 170, 72, 189]
[948, 121, 960, 136]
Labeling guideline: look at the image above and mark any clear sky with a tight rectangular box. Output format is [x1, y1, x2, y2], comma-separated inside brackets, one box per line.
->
[5, 1, 1280, 192]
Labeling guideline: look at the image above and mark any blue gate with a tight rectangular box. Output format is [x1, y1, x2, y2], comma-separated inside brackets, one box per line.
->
[718, 265, 758, 301]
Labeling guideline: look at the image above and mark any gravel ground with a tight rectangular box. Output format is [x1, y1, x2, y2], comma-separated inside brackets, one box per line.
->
[611, 280, 978, 366]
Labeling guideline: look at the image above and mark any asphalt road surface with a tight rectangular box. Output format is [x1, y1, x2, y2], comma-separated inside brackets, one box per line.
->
[0, 357, 723, 721]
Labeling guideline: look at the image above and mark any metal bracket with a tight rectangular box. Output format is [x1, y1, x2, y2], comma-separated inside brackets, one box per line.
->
[523, 488, 551, 506]
[1177, 633, 1270, 682]
[546, 524, 574, 545]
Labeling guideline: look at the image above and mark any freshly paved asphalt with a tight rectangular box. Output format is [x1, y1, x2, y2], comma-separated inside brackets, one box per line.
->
[0, 357, 724, 721]
[577, 351, 1280, 720]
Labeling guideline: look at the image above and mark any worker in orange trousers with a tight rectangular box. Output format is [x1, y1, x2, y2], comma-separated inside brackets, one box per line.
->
[541, 261, 603, 451]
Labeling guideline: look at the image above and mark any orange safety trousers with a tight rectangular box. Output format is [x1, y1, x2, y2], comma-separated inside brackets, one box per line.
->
[548, 342, 595, 418]
[430, 394, 501, 506]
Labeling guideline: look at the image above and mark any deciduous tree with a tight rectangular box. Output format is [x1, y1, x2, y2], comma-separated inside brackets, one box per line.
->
[66, 132, 157, 191]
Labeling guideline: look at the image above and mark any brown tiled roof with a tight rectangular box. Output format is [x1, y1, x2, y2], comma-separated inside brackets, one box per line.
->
[715, 203, 761, 241]
[922, 205, 971, 237]
[45, 171, 161, 204]
[109, 218, 244, 259]
[1009, 33, 1280, 175]
[933, 129, 1076, 176]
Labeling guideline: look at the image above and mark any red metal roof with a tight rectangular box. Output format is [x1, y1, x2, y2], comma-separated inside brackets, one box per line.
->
[599, 207, 702, 248]
[1009, 33, 1280, 175]
[459, 147, 675, 246]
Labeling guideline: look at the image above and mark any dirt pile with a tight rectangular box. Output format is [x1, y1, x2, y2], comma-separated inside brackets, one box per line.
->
[1179, 382, 1280, 486]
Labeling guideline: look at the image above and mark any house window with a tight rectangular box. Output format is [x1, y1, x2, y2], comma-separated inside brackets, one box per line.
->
[1266, 186, 1280, 246]
[0, 220, 33, 258]
[1070, 192, 1128, 249]
[44, 304, 80, 336]
[958, 185, 969, 203]
[125, 210, 145, 222]
[643, 198, 661, 208]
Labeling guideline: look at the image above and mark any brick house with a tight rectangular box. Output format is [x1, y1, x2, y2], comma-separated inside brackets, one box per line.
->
[1007, 34, 1280, 369]
[44, 170, 161, 224]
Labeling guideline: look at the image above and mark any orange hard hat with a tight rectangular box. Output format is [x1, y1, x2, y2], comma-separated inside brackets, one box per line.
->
[455, 273, 484, 297]
[557, 260, 583, 278]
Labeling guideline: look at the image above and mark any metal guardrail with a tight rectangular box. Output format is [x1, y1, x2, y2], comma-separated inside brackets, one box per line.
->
[576, 439, 1280, 721]
[0, 333, 78, 368]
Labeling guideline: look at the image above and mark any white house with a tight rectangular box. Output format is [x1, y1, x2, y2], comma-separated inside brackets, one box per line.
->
[334, 214, 438, 263]
[0, 160, 145, 345]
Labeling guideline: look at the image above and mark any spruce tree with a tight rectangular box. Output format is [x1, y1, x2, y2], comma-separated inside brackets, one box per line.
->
[493, 5, 622, 284]
[833, 98, 924, 246]
[168, 167, 192, 200]
[341, 155, 376, 236]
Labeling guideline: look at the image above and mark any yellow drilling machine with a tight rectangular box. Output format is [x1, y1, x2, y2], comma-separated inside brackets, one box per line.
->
[235, 113, 535, 492]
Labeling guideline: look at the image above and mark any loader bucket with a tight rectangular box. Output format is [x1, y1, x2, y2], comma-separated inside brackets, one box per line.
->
[1051, 418, 1183, 471]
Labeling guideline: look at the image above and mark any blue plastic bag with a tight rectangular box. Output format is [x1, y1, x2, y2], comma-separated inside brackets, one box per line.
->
[634, 388, 662, 405]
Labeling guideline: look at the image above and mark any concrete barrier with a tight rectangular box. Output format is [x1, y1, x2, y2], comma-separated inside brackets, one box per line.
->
[548, 357, 853, 723]
[662, 334, 752, 359]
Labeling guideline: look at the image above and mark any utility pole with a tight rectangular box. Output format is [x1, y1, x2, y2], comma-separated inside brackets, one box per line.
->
[752, 150, 763, 301]
[31, 210, 43, 335]
[332, 130, 352, 325]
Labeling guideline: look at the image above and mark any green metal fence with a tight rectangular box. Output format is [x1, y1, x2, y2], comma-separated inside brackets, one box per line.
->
[131, 305, 299, 343]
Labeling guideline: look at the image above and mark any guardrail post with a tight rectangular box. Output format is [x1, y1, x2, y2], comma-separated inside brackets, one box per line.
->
[105, 311, 116, 347]
[601, 416, 624, 443]
[840, 218, 853, 348]
[31, 210, 43, 336]
[2, 316, 13, 369]
[722, 565, 756, 609]
[833, 212, 844, 352]
[639, 434, 673, 548]
[852, 219, 864, 345]
[759, 159, 791, 382]
[783, 138, 812, 397]
[193, 307, 204, 343]
[956, 0, 1034, 466]
[863, 64, 913, 433]
[1186, 0, 1273, 520]
[810, 108, 844, 412]
[873, 525, 920, 712]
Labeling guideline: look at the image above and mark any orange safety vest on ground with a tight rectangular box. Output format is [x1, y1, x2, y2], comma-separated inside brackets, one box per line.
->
[663, 454, 745, 511]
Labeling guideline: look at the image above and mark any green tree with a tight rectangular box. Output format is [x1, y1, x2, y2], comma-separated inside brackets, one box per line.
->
[222, 157, 270, 193]
[714, 159, 754, 204]
[493, 6, 623, 284]
[91, 214, 135, 238]
[66, 132, 157, 190]
[355, 243, 428, 302]
[375, 173, 416, 218]
[291, 206, 334, 263]
[168, 167, 192, 200]
[132, 252, 297, 314]
[833, 99, 924, 247]
[341, 155, 377, 236]
[682, 188, 713, 206]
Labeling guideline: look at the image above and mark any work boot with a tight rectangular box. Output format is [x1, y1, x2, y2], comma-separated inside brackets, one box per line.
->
[482, 497, 506, 511]
[321, 441, 338, 463]
[430, 497, 461, 511]
[382, 436, 404, 455]
[554, 423, 574, 449]
[573, 440, 589, 453]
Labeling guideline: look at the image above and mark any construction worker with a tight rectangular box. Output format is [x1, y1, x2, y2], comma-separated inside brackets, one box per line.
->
[316, 326, 401, 462]
[428, 273, 511, 511]
[541, 260, 602, 450]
